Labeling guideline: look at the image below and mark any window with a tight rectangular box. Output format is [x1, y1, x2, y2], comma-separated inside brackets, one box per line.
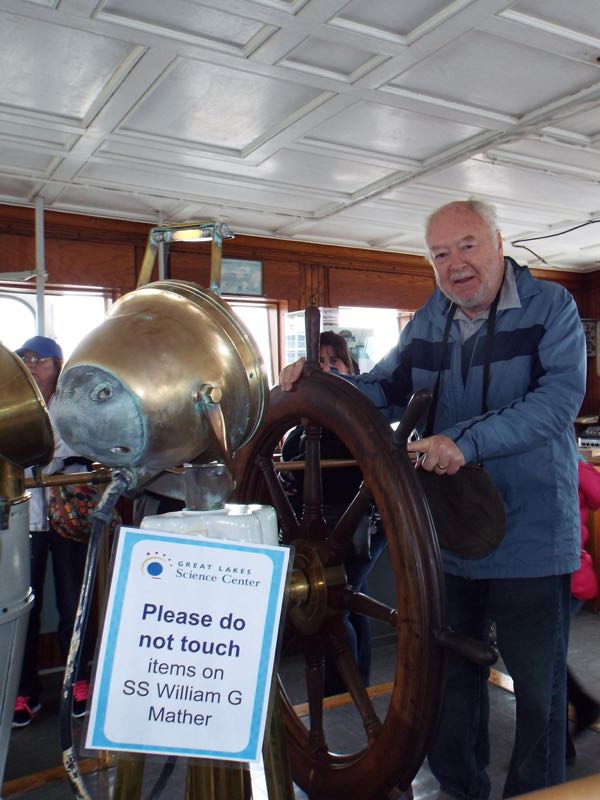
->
[285, 306, 410, 371]
[0, 287, 284, 387]
[0, 294, 35, 347]
[0, 288, 111, 359]
[227, 298, 284, 387]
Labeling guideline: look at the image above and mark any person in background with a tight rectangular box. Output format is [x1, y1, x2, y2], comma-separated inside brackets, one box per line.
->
[12, 336, 93, 727]
[280, 199, 586, 798]
[281, 331, 386, 694]
[566, 455, 600, 760]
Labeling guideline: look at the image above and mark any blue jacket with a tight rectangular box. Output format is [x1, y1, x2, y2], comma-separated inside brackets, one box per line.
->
[352, 259, 586, 578]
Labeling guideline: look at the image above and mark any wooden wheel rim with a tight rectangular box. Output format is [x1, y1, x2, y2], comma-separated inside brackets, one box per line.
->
[233, 367, 446, 799]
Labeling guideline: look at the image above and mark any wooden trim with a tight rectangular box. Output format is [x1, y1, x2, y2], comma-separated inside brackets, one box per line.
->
[2, 758, 108, 798]
[293, 668, 513, 718]
[0, 201, 598, 405]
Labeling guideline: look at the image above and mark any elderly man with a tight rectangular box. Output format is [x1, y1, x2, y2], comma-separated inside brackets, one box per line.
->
[280, 199, 586, 799]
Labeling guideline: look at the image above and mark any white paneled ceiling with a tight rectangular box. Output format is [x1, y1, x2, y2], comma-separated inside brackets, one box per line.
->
[1, 0, 600, 271]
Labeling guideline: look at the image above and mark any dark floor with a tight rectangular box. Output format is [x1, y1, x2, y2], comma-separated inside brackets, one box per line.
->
[3, 611, 600, 800]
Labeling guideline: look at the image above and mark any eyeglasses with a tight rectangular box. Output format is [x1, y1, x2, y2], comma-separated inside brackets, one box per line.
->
[19, 354, 52, 366]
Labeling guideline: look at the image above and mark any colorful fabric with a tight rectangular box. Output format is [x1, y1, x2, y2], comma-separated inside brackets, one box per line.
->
[48, 482, 120, 542]
[573, 460, 600, 600]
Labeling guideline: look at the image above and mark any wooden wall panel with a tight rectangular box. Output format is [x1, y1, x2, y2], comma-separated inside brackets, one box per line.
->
[1, 203, 600, 413]
[45, 239, 136, 289]
[329, 264, 435, 309]
[169, 250, 211, 286]
[262, 259, 301, 305]
[166, 251, 300, 303]
[0, 232, 34, 270]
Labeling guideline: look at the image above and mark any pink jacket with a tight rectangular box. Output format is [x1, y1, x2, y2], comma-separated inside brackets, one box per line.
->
[573, 460, 600, 601]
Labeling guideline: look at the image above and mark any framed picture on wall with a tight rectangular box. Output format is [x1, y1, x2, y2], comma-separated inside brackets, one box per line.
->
[582, 319, 597, 358]
[220, 258, 263, 296]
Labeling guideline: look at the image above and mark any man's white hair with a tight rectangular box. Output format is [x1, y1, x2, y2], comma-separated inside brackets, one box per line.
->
[424, 197, 501, 255]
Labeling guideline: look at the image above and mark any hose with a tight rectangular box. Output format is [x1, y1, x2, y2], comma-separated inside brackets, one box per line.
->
[60, 470, 180, 800]
[147, 756, 177, 800]
[60, 471, 129, 800]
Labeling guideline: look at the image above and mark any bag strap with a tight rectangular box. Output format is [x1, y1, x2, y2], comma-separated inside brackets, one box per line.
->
[480, 292, 499, 415]
[424, 303, 456, 437]
[424, 288, 501, 437]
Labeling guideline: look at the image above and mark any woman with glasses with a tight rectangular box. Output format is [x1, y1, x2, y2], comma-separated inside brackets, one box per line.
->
[12, 336, 92, 727]
[280, 331, 386, 695]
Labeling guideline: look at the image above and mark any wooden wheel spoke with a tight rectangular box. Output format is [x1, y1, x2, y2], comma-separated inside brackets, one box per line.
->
[256, 454, 298, 541]
[343, 589, 398, 628]
[305, 645, 327, 754]
[301, 422, 324, 533]
[328, 483, 373, 558]
[327, 622, 382, 740]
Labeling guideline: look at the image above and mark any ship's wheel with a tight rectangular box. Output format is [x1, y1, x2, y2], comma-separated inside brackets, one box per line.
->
[233, 364, 446, 800]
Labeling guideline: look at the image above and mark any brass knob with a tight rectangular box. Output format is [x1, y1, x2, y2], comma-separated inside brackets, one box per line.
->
[199, 384, 222, 404]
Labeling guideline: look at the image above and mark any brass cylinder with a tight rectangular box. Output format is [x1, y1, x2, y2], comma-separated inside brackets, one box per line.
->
[0, 342, 53, 469]
[184, 762, 252, 800]
[263, 692, 295, 800]
[24, 467, 111, 489]
[0, 460, 24, 501]
[113, 755, 144, 800]
[185, 762, 215, 798]
[213, 764, 252, 800]
[287, 568, 310, 608]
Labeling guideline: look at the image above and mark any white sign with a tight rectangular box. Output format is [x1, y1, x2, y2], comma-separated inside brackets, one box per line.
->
[85, 526, 291, 762]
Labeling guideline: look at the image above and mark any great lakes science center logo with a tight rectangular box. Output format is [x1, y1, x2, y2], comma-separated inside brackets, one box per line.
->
[141, 551, 173, 579]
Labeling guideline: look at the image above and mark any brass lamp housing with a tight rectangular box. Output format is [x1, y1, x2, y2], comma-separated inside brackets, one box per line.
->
[54, 280, 268, 472]
[0, 342, 53, 470]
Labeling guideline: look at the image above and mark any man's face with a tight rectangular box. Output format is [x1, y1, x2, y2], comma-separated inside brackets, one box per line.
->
[426, 205, 505, 317]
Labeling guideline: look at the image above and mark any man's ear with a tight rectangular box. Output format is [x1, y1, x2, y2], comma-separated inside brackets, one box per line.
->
[496, 231, 504, 259]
